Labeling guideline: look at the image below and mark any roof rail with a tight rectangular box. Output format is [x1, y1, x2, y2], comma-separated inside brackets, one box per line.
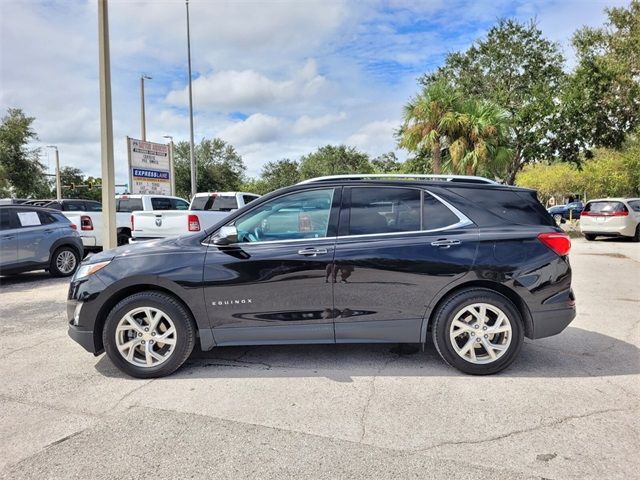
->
[297, 174, 497, 185]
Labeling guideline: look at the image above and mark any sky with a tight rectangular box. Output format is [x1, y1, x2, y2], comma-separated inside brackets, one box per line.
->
[0, 0, 630, 186]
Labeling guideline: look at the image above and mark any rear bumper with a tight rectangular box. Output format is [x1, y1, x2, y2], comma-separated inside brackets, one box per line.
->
[530, 306, 576, 339]
[581, 221, 635, 237]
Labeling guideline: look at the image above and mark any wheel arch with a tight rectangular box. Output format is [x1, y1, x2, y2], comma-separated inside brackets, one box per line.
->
[421, 280, 534, 343]
[92, 284, 207, 354]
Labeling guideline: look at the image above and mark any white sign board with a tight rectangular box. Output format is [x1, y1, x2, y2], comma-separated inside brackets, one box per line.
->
[127, 137, 171, 195]
[17, 211, 41, 226]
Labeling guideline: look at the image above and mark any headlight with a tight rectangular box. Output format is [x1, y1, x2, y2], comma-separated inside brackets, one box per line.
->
[75, 260, 111, 280]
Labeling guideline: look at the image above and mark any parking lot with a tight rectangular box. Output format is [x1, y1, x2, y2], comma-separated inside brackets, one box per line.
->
[0, 238, 637, 479]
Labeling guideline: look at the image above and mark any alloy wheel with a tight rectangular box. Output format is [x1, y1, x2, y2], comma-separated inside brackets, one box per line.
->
[115, 307, 177, 367]
[449, 303, 512, 364]
[56, 250, 77, 274]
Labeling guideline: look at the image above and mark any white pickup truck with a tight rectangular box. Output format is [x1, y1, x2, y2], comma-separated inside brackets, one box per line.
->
[130, 191, 260, 242]
[56, 195, 190, 252]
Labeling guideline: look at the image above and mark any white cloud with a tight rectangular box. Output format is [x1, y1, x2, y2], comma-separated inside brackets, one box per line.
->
[218, 113, 285, 146]
[293, 112, 347, 135]
[165, 60, 326, 111]
[346, 120, 399, 156]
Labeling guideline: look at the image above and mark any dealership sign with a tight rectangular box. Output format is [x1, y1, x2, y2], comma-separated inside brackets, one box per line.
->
[127, 137, 171, 195]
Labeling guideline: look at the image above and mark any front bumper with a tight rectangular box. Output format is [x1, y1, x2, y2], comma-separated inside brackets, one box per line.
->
[68, 320, 99, 354]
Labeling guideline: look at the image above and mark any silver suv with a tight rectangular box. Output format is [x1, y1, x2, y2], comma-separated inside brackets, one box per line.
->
[0, 206, 84, 277]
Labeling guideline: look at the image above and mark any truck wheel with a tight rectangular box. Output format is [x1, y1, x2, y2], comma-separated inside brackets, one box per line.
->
[584, 234, 596, 241]
[117, 232, 130, 246]
[49, 246, 80, 277]
[432, 289, 524, 375]
[102, 291, 196, 378]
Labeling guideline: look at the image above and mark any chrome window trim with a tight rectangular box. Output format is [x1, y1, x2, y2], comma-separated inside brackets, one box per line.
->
[205, 186, 473, 247]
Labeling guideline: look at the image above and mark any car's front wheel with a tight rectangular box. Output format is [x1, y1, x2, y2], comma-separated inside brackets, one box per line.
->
[103, 292, 196, 378]
[432, 289, 524, 375]
[584, 234, 597, 241]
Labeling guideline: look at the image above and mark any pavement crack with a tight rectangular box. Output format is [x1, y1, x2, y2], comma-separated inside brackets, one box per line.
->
[44, 429, 86, 449]
[358, 355, 398, 443]
[105, 379, 155, 414]
[412, 407, 632, 453]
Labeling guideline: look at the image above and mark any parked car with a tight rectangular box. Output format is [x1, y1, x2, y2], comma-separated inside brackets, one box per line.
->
[547, 201, 584, 224]
[580, 198, 640, 241]
[0, 205, 83, 277]
[130, 192, 259, 242]
[68, 174, 575, 378]
[59, 195, 190, 252]
[43, 199, 103, 212]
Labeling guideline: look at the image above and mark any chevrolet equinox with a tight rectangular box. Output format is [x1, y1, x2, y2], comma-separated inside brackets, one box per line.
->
[67, 175, 576, 378]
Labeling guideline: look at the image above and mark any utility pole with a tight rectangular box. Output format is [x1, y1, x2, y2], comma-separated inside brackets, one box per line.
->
[98, 0, 117, 250]
[140, 74, 151, 141]
[163, 135, 176, 196]
[186, 0, 196, 197]
[46, 145, 62, 200]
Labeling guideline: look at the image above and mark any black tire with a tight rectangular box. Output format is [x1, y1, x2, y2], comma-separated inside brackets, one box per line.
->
[431, 288, 524, 375]
[633, 225, 640, 243]
[102, 291, 196, 378]
[117, 231, 130, 246]
[49, 246, 80, 277]
[584, 234, 597, 241]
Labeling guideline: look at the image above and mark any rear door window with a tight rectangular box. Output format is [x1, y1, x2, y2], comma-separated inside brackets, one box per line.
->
[151, 197, 173, 210]
[628, 200, 640, 212]
[85, 201, 102, 212]
[174, 198, 190, 210]
[243, 195, 258, 205]
[348, 187, 421, 235]
[62, 201, 86, 211]
[117, 198, 144, 212]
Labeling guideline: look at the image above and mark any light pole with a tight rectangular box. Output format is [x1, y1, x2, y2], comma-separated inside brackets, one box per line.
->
[98, 0, 117, 250]
[185, 0, 196, 197]
[140, 74, 152, 141]
[163, 135, 176, 196]
[46, 145, 61, 200]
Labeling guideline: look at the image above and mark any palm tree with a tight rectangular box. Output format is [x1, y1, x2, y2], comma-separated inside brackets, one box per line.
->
[444, 100, 512, 176]
[399, 81, 460, 174]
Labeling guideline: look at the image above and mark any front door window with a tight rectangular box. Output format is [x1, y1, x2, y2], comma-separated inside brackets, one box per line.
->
[234, 188, 335, 243]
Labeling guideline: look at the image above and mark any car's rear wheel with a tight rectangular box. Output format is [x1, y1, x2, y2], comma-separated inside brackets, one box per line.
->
[49, 246, 80, 277]
[633, 224, 640, 243]
[432, 289, 524, 375]
[103, 292, 196, 378]
[584, 234, 596, 241]
[117, 231, 130, 246]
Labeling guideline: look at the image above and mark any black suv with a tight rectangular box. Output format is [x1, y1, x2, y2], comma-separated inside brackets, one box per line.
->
[67, 175, 575, 378]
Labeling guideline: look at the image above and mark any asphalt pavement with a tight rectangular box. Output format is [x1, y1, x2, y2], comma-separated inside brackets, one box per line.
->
[0, 237, 638, 479]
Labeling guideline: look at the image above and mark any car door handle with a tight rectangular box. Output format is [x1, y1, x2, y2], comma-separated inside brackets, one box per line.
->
[298, 247, 329, 256]
[1, 235, 15, 240]
[430, 239, 461, 248]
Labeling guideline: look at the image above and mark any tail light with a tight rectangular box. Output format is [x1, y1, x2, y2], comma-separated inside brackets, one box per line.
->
[69, 224, 77, 230]
[581, 211, 628, 217]
[538, 232, 571, 256]
[188, 214, 201, 232]
[80, 215, 93, 231]
[130, 214, 134, 231]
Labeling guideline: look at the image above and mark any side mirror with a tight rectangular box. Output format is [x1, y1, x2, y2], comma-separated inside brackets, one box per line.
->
[213, 225, 238, 245]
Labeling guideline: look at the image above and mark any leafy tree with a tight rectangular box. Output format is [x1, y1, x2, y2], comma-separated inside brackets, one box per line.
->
[57, 166, 84, 199]
[559, 1, 640, 155]
[173, 138, 246, 199]
[399, 81, 460, 173]
[298, 145, 373, 178]
[0, 108, 49, 197]
[422, 19, 565, 183]
[261, 159, 300, 190]
[372, 152, 402, 173]
[515, 162, 582, 204]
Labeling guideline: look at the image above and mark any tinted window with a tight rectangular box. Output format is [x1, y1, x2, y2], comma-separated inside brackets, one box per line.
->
[349, 187, 421, 235]
[174, 199, 189, 210]
[584, 201, 627, 214]
[62, 201, 86, 211]
[36, 211, 56, 225]
[117, 198, 144, 212]
[628, 200, 640, 212]
[193, 195, 238, 211]
[0, 209, 14, 229]
[44, 202, 62, 210]
[235, 189, 334, 243]
[424, 193, 460, 230]
[151, 197, 173, 210]
[85, 201, 102, 212]
[243, 195, 258, 205]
